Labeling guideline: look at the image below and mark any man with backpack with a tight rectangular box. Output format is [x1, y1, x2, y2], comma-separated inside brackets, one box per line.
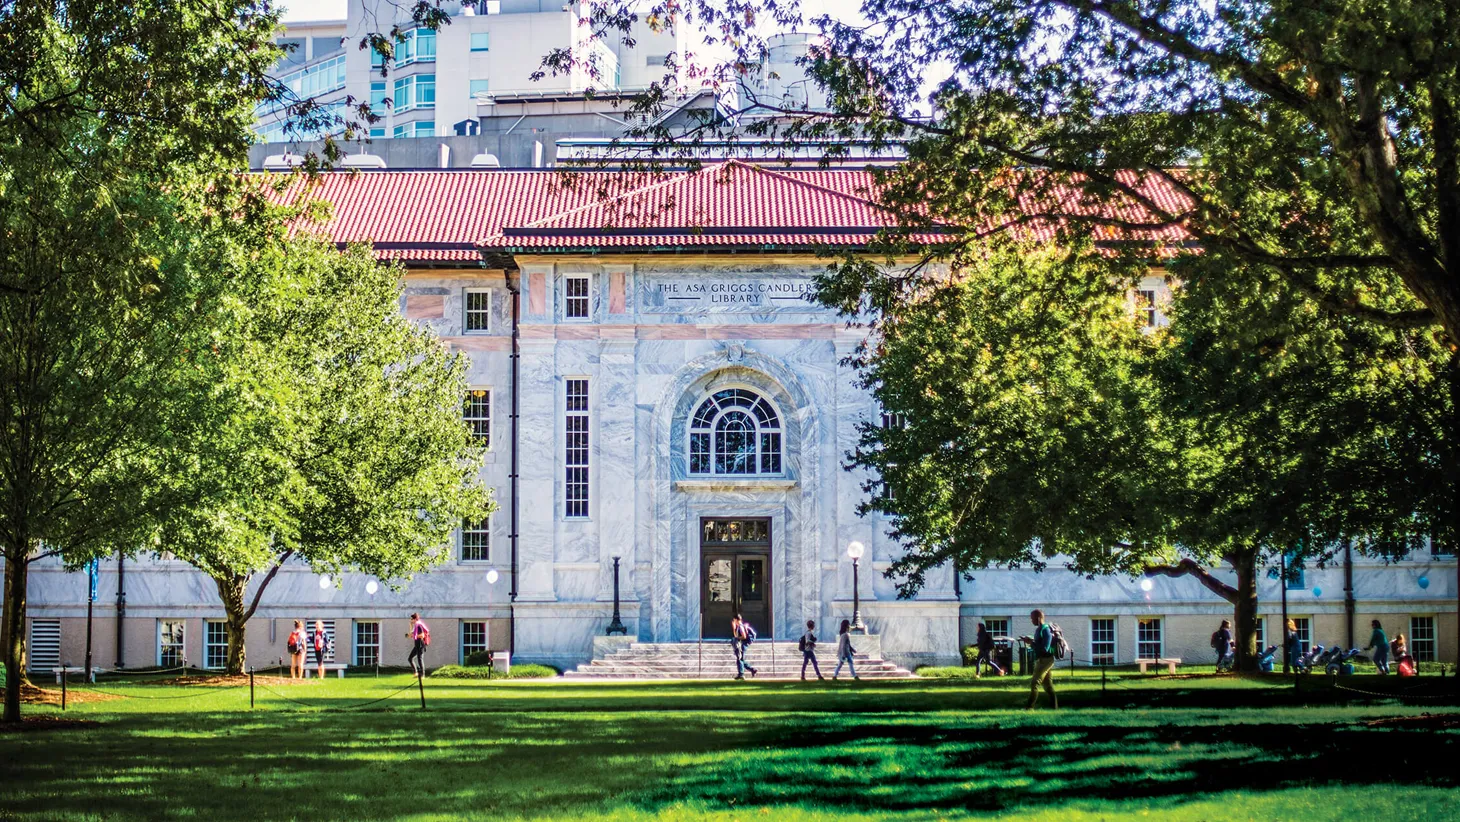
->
[407, 613, 430, 678]
[1020, 609, 1060, 709]
[799, 619, 824, 681]
[1211, 620, 1235, 672]
[731, 614, 758, 680]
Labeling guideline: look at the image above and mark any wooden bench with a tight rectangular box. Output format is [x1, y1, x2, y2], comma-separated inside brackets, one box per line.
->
[1136, 658, 1182, 674]
[51, 666, 102, 683]
[305, 662, 348, 679]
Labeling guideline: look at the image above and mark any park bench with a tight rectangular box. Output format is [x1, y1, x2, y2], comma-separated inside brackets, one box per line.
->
[1136, 658, 1182, 674]
[305, 662, 349, 679]
[51, 666, 102, 683]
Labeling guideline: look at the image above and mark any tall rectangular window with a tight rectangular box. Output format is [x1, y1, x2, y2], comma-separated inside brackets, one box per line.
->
[417, 75, 435, 107]
[461, 621, 488, 662]
[564, 275, 590, 319]
[565, 378, 590, 517]
[465, 389, 490, 446]
[394, 76, 414, 111]
[354, 621, 380, 667]
[1291, 617, 1311, 654]
[204, 620, 228, 670]
[469, 79, 491, 99]
[397, 28, 437, 65]
[461, 518, 490, 561]
[464, 289, 491, 332]
[159, 620, 185, 668]
[1410, 616, 1436, 662]
[471, 31, 491, 51]
[1137, 617, 1163, 659]
[1136, 289, 1157, 327]
[370, 81, 388, 110]
[879, 411, 906, 500]
[1254, 617, 1266, 650]
[394, 74, 436, 112]
[1089, 618, 1116, 665]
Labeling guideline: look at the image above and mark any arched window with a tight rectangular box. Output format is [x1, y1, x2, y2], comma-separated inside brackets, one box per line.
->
[689, 388, 782, 475]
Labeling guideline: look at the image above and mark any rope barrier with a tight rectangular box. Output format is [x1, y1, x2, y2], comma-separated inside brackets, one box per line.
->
[69, 683, 248, 700]
[1331, 682, 1457, 700]
[255, 680, 420, 712]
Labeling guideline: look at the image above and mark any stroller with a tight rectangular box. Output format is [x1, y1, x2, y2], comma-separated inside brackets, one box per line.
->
[1294, 644, 1325, 674]
[1256, 644, 1279, 673]
[1325, 647, 1361, 675]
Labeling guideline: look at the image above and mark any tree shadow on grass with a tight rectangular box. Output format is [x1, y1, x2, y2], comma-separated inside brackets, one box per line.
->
[0, 695, 1456, 820]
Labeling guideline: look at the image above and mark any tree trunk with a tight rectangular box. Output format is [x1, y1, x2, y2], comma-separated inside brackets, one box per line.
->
[212, 575, 249, 676]
[1231, 549, 1260, 673]
[3, 550, 29, 723]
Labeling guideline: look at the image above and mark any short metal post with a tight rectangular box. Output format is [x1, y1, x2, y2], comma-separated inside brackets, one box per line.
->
[1101, 665, 1107, 696]
[249, 668, 255, 710]
[61, 668, 67, 711]
[418, 669, 426, 709]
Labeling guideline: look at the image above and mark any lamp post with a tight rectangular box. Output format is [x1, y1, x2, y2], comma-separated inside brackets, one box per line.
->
[606, 556, 627, 636]
[847, 541, 866, 634]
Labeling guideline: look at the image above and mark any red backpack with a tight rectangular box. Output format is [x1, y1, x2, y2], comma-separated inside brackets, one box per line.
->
[418, 621, 431, 646]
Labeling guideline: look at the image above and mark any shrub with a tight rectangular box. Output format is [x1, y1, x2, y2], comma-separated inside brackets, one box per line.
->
[961, 645, 978, 667]
[916, 666, 984, 679]
[463, 651, 494, 667]
[430, 663, 560, 679]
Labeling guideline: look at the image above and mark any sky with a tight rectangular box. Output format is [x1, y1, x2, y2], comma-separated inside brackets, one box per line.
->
[280, 0, 862, 24]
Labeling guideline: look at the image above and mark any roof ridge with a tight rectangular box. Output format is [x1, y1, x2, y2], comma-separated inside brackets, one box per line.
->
[512, 164, 726, 231]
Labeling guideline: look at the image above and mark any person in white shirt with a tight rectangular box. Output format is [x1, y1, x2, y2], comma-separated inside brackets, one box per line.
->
[833, 619, 860, 681]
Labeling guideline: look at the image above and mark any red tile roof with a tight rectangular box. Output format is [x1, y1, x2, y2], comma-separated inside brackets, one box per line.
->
[277, 160, 1193, 262]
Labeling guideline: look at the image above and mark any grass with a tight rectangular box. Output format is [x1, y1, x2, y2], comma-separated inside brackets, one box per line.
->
[2, 671, 1458, 821]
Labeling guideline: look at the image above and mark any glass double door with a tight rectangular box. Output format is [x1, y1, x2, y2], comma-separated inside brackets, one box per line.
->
[700, 518, 772, 639]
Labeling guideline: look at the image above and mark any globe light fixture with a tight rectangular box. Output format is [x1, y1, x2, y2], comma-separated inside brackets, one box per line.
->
[847, 541, 867, 634]
[365, 579, 379, 596]
[1139, 578, 1154, 592]
[318, 574, 331, 590]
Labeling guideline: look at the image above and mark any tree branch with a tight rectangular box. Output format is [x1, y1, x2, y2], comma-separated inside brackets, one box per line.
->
[1144, 558, 1238, 603]
[241, 549, 295, 624]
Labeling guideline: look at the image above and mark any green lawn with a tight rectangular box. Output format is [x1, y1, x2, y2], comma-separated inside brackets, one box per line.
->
[2, 672, 1458, 821]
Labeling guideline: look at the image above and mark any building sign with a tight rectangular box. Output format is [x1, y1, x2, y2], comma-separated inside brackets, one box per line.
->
[639, 274, 819, 314]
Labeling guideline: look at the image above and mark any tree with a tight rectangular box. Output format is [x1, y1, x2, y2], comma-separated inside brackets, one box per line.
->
[159, 234, 492, 675]
[819, 241, 1171, 591]
[0, 0, 279, 721]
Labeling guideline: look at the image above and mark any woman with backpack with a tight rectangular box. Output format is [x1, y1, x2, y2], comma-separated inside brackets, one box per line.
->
[407, 613, 430, 678]
[311, 620, 330, 679]
[799, 620, 824, 681]
[286, 620, 305, 679]
[974, 622, 1003, 678]
[832, 619, 859, 681]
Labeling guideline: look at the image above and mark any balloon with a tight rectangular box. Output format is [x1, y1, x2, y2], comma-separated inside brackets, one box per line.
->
[1311, 587, 1322, 597]
[1139, 578, 1154, 592]
[486, 569, 500, 585]
[318, 574, 331, 590]
[1418, 575, 1430, 590]
[365, 579, 379, 596]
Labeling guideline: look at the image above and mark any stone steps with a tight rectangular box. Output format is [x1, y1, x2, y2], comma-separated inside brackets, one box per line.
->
[564, 640, 916, 680]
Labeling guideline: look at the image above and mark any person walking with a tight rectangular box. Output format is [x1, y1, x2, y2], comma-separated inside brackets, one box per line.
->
[974, 622, 1003, 678]
[311, 620, 330, 679]
[799, 620, 824, 681]
[407, 613, 430, 678]
[1366, 620, 1390, 674]
[731, 614, 758, 680]
[832, 619, 860, 681]
[1022, 609, 1057, 709]
[1212, 620, 1235, 672]
[1283, 619, 1301, 673]
[286, 620, 306, 680]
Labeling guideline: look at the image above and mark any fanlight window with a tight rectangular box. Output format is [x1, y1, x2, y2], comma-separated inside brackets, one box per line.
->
[689, 389, 782, 475]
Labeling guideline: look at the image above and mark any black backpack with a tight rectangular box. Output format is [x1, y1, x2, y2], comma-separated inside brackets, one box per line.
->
[1049, 624, 1069, 660]
[1211, 630, 1222, 650]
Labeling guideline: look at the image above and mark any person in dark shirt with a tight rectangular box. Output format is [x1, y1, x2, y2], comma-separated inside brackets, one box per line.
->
[974, 622, 1003, 678]
[1021, 609, 1057, 709]
[1283, 619, 1301, 672]
[1212, 620, 1235, 672]
[1365, 620, 1389, 674]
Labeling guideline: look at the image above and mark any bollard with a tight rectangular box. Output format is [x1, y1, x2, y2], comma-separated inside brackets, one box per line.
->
[249, 668, 255, 710]
[1101, 666, 1107, 697]
[418, 669, 426, 709]
[61, 668, 67, 711]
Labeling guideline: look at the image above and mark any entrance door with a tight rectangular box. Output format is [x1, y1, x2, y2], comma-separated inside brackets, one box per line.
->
[700, 518, 772, 639]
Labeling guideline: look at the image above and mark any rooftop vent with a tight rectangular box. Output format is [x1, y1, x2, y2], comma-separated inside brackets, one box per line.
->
[470, 153, 502, 169]
[261, 153, 303, 171]
[341, 154, 388, 169]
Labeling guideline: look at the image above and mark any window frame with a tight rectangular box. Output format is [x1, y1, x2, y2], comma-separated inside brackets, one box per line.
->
[878, 410, 906, 500]
[159, 619, 186, 668]
[1410, 615, 1437, 662]
[1089, 617, 1117, 666]
[203, 620, 228, 670]
[461, 621, 489, 663]
[393, 73, 436, 113]
[687, 388, 785, 478]
[470, 31, 491, 52]
[1136, 617, 1164, 660]
[460, 516, 491, 562]
[469, 79, 491, 100]
[563, 274, 591, 321]
[1291, 616, 1312, 654]
[464, 288, 491, 333]
[354, 621, 381, 667]
[564, 377, 590, 518]
[465, 388, 491, 447]
[982, 617, 1011, 640]
[1135, 289, 1158, 327]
